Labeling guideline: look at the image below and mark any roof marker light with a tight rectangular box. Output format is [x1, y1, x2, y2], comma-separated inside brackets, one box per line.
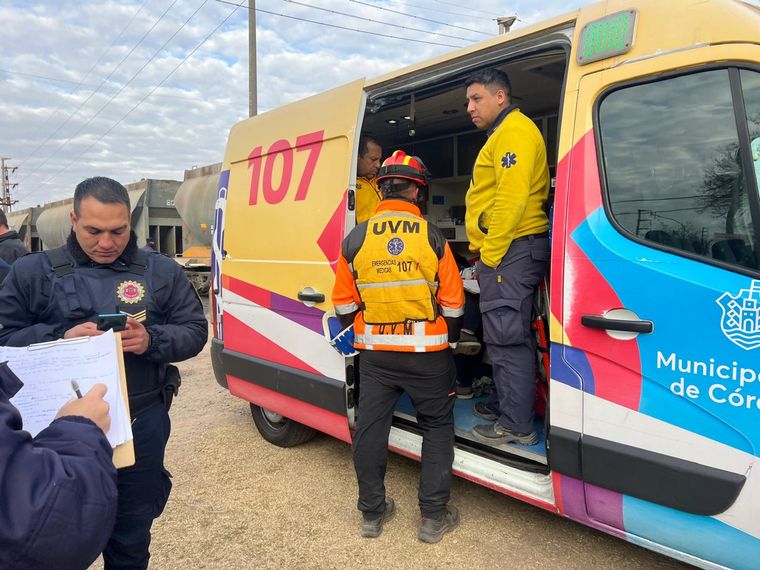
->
[577, 9, 637, 66]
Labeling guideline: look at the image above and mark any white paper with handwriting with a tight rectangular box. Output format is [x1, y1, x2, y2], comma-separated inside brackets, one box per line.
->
[2, 330, 132, 447]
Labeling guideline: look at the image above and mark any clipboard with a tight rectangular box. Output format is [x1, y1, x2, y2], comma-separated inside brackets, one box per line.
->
[112, 333, 135, 469]
[12, 332, 135, 469]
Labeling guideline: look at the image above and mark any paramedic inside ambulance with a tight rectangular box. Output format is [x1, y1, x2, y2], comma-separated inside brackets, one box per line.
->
[464, 67, 550, 446]
[332, 150, 465, 543]
[355, 135, 383, 223]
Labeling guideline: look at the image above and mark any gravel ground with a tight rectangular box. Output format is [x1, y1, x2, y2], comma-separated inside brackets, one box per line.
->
[91, 317, 688, 569]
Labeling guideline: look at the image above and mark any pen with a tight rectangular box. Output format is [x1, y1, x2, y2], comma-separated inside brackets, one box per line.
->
[71, 379, 83, 399]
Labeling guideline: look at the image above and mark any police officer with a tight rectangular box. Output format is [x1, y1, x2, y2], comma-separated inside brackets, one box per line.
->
[332, 151, 465, 543]
[464, 68, 550, 445]
[0, 177, 208, 569]
[0, 210, 28, 265]
[1, 363, 117, 570]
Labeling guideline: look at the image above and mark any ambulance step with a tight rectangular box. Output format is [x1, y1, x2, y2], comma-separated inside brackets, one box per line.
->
[394, 394, 548, 465]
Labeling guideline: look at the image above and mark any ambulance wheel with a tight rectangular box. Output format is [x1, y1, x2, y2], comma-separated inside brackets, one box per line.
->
[249, 404, 317, 447]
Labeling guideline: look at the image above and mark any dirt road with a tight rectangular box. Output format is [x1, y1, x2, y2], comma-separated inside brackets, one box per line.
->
[94, 329, 687, 569]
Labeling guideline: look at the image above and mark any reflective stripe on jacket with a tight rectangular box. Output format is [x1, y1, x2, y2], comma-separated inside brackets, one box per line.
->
[332, 200, 464, 353]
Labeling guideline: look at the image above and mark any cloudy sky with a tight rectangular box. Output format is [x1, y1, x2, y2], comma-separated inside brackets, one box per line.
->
[1, 0, 591, 209]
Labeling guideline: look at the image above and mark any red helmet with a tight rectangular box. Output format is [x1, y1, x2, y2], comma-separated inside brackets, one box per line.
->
[375, 150, 430, 187]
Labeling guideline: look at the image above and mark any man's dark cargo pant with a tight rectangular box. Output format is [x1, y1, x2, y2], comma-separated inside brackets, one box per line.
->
[353, 349, 456, 519]
[478, 234, 550, 434]
[103, 402, 172, 570]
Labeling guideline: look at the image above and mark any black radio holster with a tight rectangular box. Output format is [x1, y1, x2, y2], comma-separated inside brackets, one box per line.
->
[162, 365, 182, 411]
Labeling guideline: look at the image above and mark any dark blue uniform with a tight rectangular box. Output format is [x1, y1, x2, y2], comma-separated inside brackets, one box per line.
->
[0, 362, 118, 570]
[0, 232, 208, 569]
[0, 257, 9, 283]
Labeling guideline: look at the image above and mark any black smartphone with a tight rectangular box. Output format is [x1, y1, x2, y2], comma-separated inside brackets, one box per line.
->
[97, 313, 128, 332]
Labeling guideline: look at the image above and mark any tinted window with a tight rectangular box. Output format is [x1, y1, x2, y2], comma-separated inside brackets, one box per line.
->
[743, 70, 760, 195]
[600, 69, 759, 272]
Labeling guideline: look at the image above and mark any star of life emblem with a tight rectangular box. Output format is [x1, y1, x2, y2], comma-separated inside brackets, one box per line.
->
[716, 280, 760, 351]
[501, 152, 517, 168]
[387, 237, 404, 256]
[117, 280, 145, 304]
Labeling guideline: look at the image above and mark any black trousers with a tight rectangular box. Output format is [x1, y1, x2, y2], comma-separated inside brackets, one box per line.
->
[103, 403, 172, 570]
[353, 349, 456, 519]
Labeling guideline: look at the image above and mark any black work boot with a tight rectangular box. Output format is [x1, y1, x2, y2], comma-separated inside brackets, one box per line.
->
[361, 497, 396, 538]
[473, 402, 497, 421]
[419, 505, 460, 543]
[472, 422, 538, 445]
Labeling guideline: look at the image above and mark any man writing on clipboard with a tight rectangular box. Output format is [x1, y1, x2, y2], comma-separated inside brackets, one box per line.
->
[0, 177, 208, 570]
[0, 363, 117, 570]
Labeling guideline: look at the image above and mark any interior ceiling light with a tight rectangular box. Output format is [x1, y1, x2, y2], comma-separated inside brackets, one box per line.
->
[386, 119, 398, 124]
[403, 115, 411, 120]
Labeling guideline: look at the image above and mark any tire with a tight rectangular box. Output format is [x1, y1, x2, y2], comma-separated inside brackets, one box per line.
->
[249, 404, 317, 447]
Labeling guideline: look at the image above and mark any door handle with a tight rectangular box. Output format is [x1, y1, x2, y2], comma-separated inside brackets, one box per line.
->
[581, 314, 653, 334]
[297, 288, 325, 304]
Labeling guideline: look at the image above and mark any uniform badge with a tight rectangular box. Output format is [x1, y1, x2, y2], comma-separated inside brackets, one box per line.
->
[387, 237, 404, 256]
[117, 280, 145, 304]
[119, 307, 147, 322]
[501, 152, 517, 168]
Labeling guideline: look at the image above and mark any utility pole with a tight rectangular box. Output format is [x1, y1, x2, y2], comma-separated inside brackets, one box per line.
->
[249, 0, 257, 117]
[0, 157, 18, 213]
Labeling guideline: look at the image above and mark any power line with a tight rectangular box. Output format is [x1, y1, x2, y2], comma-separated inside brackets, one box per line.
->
[0, 68, 111, 90]
[383, 0, 496, 22]
[349, 0, 495, 36]
[16, 0, 151, 168]
[20, 0, 203, 185]
[432, 0, 501, 18]
[17, 2, 244, 200]
[405, 0, 526, 26]
[215, 0, 462, 48]
[19, 0, 181, 180]
[0, 68, 214, 102]
[275, 0, 481, 42]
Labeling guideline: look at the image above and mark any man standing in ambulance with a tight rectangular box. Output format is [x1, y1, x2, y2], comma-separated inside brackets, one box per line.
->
[332, 151, 464, 543]
[464, 68, 550, 446]
[355, 135, 383, 223]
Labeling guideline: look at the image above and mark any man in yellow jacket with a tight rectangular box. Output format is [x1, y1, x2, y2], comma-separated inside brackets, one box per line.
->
[464, 68, 550, 446]
[355, 136, 383, 223]
[333, 150, 464, 543]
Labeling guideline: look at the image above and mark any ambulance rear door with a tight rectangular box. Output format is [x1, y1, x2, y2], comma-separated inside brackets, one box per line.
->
[219, 79, 366, 443]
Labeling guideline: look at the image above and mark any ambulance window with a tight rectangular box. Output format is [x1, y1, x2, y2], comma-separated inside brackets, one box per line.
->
[599, 69, 760, 272]
[742, 70, 760, 192]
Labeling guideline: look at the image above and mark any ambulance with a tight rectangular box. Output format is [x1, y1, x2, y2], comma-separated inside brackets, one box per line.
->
[210, 1, 760, 567]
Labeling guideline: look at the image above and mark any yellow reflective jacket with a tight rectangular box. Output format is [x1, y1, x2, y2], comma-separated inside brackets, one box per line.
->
[355, 176, 382, 224]
[332, 200, 464, 352]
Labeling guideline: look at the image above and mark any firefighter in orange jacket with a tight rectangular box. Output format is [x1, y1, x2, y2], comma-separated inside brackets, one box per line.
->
[332, 150, 465, 544]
